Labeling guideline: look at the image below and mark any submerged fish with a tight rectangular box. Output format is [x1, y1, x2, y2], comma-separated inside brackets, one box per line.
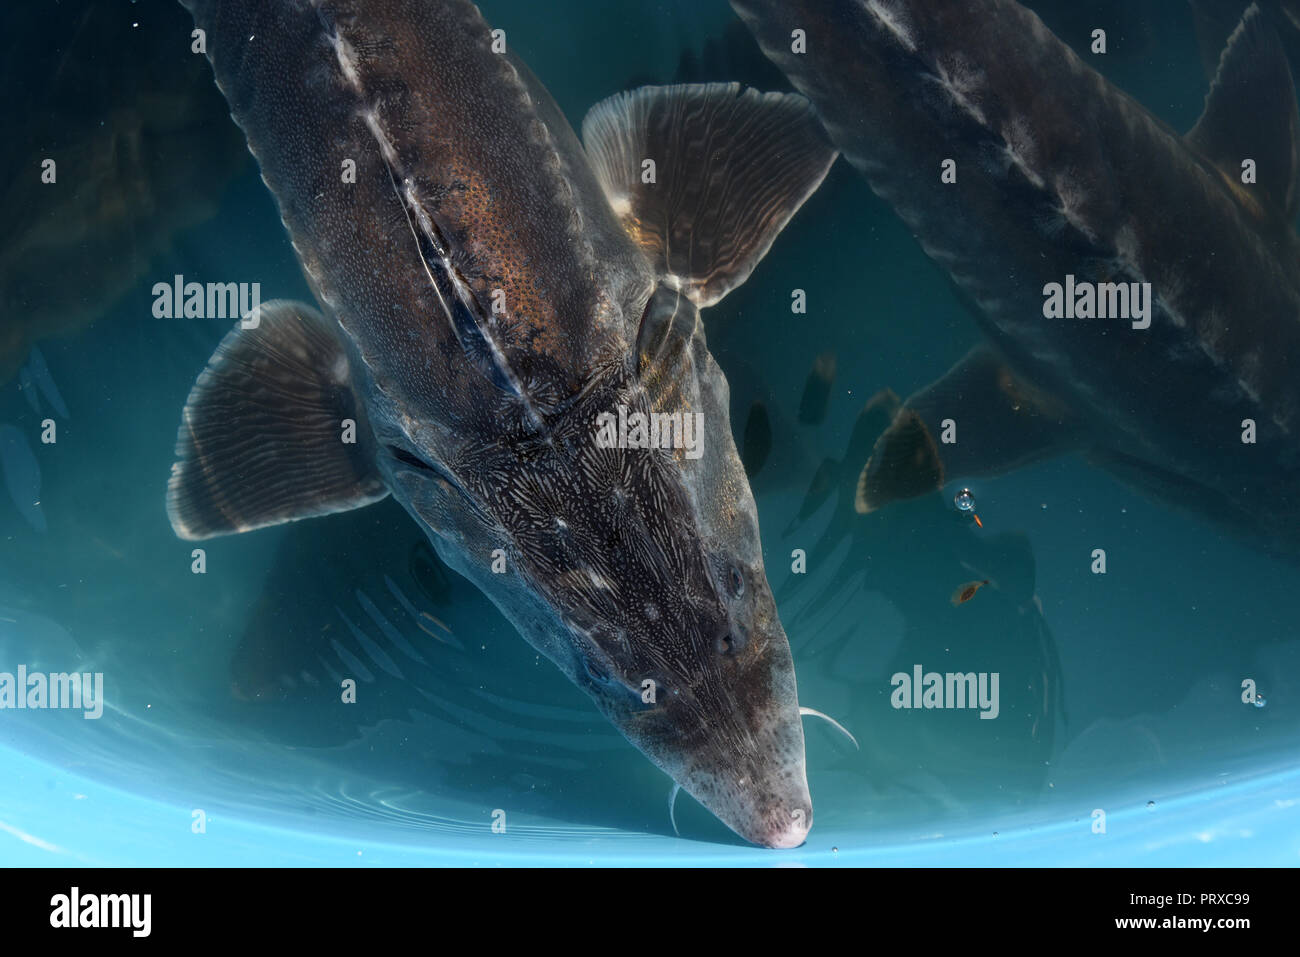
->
[171, 0, 836, 847]
[734, 0, 1300, 559]
[950, 579, 990, 607]
[797, 351, 836, 426]
[0, 0, 247, 382]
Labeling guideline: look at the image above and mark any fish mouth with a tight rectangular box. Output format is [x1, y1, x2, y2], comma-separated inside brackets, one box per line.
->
[733, 791, 813, 849]
[713, 756, 813, 849]
[588, 666, 813, 848]
[674, 755, 813, 848]
[764, 810, 813, 849]
[643, 688, 814, 848]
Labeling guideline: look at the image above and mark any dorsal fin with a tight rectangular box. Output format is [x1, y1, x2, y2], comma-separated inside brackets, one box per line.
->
[855, 347, 1085, 515]
[582, 82, 837, 307]
[1186, 3, 1300, 224]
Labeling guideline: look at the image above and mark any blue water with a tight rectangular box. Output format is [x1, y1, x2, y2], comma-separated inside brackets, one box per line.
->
[1, 0, 1297, 865]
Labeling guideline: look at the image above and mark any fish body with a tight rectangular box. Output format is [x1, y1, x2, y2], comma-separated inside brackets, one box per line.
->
[734, 0, 1300, 556]
[0, 0, 247, 382]
[170, 0, 835, 847]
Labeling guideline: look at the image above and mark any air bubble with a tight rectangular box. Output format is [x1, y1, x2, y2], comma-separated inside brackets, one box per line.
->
[953, 488, 976, 513]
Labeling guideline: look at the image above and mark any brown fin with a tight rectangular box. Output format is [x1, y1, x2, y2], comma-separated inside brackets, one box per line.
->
[1189, 0, 1243, 81]
[847, 388, 902, 466]
[856, 347, 1088, 516]
[582, 82, 837, 306]
[1187, 3, 1300, 224]
[855, 407, 944, 514]
[950, 579, 990, 607]
[166, 300, 387, 540]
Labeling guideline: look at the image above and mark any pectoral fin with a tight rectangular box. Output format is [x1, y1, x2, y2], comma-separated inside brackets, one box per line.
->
[167, 300, 387, 540]
[582, 82, 837, 306]
[856, 347, 1085, 514]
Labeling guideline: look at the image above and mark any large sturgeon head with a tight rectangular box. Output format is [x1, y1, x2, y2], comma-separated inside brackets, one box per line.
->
[168, 0, 836, 847]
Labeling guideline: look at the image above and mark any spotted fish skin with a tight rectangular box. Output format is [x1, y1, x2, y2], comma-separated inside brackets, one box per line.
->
[186, 0, 650, 424]
[734, 0, 1300, 549]
[173, 0, 836, 847]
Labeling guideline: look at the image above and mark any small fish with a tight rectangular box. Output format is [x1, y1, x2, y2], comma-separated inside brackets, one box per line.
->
[950, 580, 990, 607]
[797, 351, 836, 425]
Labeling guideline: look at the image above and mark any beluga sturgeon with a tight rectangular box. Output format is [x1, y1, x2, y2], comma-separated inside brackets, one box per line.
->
[732, 0, 1300, 559]
[170, 0, 837, 847]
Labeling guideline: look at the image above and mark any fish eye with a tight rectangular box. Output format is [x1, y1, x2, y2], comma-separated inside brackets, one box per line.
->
[728, 564, 745, 598]
[583, 658, 611, 685]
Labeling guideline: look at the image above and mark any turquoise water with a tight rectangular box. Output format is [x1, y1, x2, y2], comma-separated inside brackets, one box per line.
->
[1, 0, 1297, 865]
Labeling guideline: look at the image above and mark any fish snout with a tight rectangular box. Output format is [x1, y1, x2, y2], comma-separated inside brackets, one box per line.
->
[690, 746, 813, 849]
[763, 805, 813, 849]
[746, 786, 813, 848]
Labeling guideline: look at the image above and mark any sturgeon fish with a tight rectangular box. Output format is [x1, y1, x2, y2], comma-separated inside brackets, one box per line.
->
[170, 0, 836, 847]
[732, 0, 1300, 558]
